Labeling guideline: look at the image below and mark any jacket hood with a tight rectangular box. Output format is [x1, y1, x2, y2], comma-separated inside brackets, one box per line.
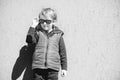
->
[52, 25, 64, 36]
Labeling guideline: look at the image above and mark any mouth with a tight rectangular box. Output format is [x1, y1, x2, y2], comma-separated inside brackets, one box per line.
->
[43, 25, 49, 29]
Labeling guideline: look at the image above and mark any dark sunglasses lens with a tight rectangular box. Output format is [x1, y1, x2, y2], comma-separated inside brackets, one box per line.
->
[39, 19, 44, 23]
[46, 20, 52, 24]
[39, 19, 52, 24]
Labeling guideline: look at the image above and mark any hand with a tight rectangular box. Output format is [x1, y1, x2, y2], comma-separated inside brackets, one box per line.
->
[61, 70, 67, 77]
[31, 18, 39, 28]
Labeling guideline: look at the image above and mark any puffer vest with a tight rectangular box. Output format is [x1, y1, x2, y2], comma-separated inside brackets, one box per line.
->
[32, 30, 62, 71]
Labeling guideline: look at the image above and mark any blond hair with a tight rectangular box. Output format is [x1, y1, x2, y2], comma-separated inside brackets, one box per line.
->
[39, 8, 57, 22]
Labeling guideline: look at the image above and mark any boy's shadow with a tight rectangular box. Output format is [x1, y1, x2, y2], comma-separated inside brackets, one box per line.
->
[11, 44, 35, 80]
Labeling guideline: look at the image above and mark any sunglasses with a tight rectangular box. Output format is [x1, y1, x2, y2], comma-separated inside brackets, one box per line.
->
[39, 19, 52, 24]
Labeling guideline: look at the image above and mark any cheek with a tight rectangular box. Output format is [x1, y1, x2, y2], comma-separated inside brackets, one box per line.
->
[41, 24, 46, 27]
[50, 23, 53, 26]
[40, 24, 43, 27]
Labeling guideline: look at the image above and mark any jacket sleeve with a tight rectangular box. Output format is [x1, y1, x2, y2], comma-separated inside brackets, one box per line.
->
[26, 27, 38, 44]
[59, 36, 67, 70]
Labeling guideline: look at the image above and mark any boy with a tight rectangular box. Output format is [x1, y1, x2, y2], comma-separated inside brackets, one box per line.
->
[26, 8, 67, 80]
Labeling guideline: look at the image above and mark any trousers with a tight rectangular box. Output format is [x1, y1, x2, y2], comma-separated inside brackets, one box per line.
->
[32, 68, 58, 80]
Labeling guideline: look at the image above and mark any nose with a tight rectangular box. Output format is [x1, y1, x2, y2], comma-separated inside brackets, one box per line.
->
[43, 22, 47, 25]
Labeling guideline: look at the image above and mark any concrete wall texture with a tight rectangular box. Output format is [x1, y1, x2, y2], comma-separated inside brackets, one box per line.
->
[0, 0, 120, 80]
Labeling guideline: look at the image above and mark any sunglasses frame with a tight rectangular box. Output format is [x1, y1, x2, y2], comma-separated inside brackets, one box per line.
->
[39, 19, 52, 24]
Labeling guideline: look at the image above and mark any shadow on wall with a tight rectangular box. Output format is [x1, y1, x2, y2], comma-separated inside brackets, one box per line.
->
[11, 44, 36, 80]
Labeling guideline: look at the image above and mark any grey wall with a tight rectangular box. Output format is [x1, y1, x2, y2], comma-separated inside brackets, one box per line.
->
[0, 0, 120, 80]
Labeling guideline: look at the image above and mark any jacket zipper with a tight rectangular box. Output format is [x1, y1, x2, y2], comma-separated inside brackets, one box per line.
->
[45, 35, 49, 67]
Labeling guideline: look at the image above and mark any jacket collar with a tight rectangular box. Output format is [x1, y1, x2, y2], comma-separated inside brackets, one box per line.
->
[48, 25, 64, 37]
[36, 24, 64, 36]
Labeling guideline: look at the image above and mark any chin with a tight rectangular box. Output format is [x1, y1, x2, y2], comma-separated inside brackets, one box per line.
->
[44, 28, 49, 31]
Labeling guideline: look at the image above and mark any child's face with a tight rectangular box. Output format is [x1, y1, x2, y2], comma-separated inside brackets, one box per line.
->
[39, 13, 54, 31]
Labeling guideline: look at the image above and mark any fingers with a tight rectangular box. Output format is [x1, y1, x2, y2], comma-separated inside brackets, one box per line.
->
[31, 18, 39, 28]
[33, 18, 39, 22]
